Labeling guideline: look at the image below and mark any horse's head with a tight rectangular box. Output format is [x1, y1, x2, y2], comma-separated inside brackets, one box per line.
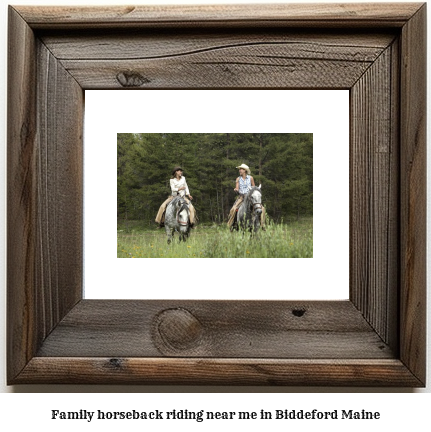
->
[249, 185, 262, 216]
[176, 197, 190, 226]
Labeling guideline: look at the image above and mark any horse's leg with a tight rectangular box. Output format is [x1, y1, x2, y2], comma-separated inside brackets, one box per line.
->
[238, 212, 246, 236]
[183, 225, 190, 241]
[246, 213, 252, 233]
[237, 208, 245, 231]
[253, 217, 260, 236]
[166, 227, 171, 244]
[230, 212, 239, 232]
[166, 226, 174, 244]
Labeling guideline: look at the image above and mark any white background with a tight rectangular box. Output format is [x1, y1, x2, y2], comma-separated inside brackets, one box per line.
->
[0, 0, 430, 427]
[84, 90, 349, 300]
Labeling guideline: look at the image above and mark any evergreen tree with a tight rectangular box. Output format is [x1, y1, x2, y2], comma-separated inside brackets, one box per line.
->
[117, 133, 313, 225]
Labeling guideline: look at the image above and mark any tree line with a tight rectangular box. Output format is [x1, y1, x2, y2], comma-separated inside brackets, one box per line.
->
[118, 133, 313, 225]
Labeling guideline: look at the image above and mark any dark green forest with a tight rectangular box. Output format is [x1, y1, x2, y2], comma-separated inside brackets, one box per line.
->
[117, 133, 313, 225]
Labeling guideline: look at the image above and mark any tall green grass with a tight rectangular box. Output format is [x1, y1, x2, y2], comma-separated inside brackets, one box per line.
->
[117, 218, 312, 258]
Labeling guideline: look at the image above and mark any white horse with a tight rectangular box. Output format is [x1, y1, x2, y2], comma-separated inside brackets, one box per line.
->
[164, 196, 191, 244]
[236, 185, 263, 233]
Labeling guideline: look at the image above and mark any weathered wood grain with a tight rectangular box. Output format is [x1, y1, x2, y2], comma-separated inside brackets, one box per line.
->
[41, 31, 395, 60]
[387, 38, 401, 352]
[36, 300, 394, 359]
[15, 358, 423, 386]
[16, 3, 423, 29]
[7, 6, 83, 383]
[35, 40, 84, 337]
[399, 3, 427, 385]
[60, 57, 371, 89]
[350, 44, 399, 348]
[7, 3, 426, 386]
[59, 45, 386, 89]
[40, 30, 395, 89]
[7, 6, 38, 382]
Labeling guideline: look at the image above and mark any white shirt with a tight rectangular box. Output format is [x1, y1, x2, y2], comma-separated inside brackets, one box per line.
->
[170, 176, 190, 197]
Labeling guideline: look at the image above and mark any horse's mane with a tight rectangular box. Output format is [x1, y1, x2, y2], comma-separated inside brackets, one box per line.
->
[170, 196, 181, 206]
[170, 196, 190, 213]
[243, 186, 262, 210]
[248, 186, 262, 194]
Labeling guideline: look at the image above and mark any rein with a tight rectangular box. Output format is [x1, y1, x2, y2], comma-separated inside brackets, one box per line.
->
[252, 202, 262, 211]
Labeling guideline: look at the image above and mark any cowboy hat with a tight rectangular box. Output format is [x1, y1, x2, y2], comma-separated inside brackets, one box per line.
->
[236, 163, 250, 175]
[172, 166, 183, 176]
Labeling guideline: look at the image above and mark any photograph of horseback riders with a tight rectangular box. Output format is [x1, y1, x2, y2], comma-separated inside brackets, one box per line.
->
[117, 133, 313, 258]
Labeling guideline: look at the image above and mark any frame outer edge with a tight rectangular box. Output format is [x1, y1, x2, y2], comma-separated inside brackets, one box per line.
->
[7, 6, 38, 383]
[11, 3, 425, 28]
[13, 357, 423, 387]
[6, 3, 427, 387]
[399, 3, 427, 384]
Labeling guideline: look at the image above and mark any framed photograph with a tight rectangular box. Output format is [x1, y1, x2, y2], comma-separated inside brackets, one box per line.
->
[84, 90, 349, 301]
[7, 3, 426, 386]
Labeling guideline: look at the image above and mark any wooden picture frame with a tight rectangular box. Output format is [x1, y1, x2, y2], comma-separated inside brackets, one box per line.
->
[7, 3, 426, 386]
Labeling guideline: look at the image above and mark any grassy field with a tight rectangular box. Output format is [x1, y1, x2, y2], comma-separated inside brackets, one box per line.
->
[117, 218, 313, 258]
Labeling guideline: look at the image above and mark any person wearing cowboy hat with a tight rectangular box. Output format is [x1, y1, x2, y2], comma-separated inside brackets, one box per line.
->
[227, 163, 266, 229]
[155, 166, 196, 227]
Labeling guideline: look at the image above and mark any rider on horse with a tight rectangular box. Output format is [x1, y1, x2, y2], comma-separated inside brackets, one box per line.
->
[155, 166, 196, 228]
[227, 164, 266, 230]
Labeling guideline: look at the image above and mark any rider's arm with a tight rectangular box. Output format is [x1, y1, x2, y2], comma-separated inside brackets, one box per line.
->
[183, 177, 190, 196]
[250, 176, 255, 187]
[234, 177, 239, 192]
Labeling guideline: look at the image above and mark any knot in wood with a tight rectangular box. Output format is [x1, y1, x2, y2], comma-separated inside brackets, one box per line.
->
[108, 358, 123, 369]
[292, 308, 306, 317]
[155, 308, 203, 351]
[116, 71, 150, 87]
